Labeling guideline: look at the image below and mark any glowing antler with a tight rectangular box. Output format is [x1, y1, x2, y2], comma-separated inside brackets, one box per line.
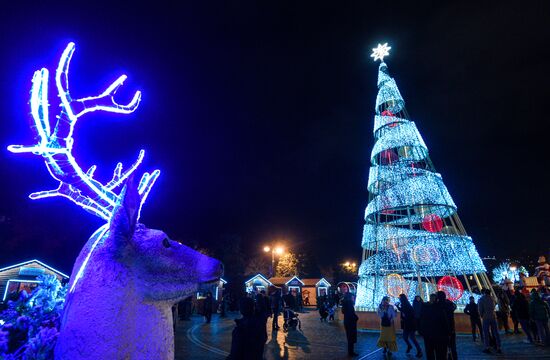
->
[8, 42, 160, 221]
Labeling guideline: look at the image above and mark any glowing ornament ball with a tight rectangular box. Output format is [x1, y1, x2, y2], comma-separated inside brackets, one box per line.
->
[437, 276, 464, 301]
[422, 214, 443, 232]
[385, 273, 408, 298]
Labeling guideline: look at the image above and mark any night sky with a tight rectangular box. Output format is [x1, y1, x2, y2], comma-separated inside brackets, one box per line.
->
[1, 2, 549, 275]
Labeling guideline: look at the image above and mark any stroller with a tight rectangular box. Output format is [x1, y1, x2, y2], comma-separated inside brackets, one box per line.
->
[283, 307, 301, 332]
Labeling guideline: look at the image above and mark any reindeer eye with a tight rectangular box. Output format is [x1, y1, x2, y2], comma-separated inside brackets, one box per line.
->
[162, 238, 171, 248]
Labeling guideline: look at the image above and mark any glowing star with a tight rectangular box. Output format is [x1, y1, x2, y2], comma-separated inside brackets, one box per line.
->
[370, 43, 391, 62]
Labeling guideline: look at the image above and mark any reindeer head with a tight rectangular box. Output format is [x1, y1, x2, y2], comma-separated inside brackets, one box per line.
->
[8, 42, 222, 300]
[109, 177, 223, 302]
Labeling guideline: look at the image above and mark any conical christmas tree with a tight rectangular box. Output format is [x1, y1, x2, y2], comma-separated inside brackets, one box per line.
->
[355, 44, 491, 310]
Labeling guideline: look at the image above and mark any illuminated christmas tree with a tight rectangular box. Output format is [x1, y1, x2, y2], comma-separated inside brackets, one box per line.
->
[355, 44, 491, 310]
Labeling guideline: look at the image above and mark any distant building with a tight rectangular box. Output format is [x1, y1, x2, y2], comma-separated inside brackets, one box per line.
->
[244, 274, 331, 306]
[0, 259, 69, 302]
[244, 274, 272, 293]
[301, 278, 331, 306]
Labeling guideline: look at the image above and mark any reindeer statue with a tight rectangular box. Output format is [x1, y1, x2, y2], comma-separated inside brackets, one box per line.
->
[8, 43, 223, 359]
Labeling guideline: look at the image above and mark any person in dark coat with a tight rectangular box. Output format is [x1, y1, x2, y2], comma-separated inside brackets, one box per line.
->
[530, 290, 550, 346]
[464, 296, 483, 342]
[319, 301, 329, 321]
[396, 294, 422, 358]
[511, 292, 534, 343]
[412, 295, 423, 327]
[282, 288, 296, 309]
[270, 287, 282, 330]
[226, 297, 267, 360]
[203, 291, 213, 323]
[419, 294, 450, 360]
[342, 292, 359, 356]
[436, 291, 457, 360]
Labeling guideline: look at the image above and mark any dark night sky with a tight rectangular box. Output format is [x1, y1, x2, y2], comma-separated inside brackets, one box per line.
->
[0, 2, 549, 275]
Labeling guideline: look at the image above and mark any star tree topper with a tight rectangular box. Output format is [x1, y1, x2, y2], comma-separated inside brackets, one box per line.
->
[371, 43, 391, 62]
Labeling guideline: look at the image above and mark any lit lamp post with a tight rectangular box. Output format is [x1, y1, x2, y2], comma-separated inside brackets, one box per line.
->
[264, 245, 284, 277]
[342, 261, 357, 274]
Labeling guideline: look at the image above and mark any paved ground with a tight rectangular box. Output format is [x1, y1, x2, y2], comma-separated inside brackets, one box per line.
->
[175, 308, 550, 359]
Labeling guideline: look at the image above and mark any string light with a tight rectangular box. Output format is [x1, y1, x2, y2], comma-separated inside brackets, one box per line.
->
[7, 42, 160, 221]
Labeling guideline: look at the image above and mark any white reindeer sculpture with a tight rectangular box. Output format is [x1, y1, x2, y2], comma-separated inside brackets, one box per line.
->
[8, 43, 223, 359]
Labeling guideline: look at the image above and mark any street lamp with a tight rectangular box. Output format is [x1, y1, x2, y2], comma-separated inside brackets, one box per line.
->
[264, 245, 285, 277]
[342, 261, 357, 272]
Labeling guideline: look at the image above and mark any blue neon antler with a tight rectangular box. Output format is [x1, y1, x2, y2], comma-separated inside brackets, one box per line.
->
[7, 42, 160, 221]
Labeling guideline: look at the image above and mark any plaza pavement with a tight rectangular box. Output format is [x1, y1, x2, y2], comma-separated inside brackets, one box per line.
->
[175, 308, 550, 359]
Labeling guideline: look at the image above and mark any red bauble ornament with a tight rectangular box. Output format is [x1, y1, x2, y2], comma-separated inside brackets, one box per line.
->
[437, 276, 464, 301]
[422, 214, 443, 232]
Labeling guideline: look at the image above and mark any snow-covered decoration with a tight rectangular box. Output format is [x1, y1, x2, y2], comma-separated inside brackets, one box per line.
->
[356, 44, 490, 310]
[0, 274, 66, 359]
[8, 43, 223, 359]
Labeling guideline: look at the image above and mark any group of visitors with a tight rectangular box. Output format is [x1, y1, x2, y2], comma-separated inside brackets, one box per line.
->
[226, 286, 304, 359]
[370, 286, 550, 360]
[468, 287, 550, 349]
[375, 291, 456, 359]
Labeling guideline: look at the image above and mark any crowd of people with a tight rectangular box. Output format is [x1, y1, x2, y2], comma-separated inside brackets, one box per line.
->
[225, 286, 306, 359]
[371, 285, 550, 360]
[176, 261, 550, 359]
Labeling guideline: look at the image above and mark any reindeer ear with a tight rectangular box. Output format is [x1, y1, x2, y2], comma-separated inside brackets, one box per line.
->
[110, 175, 140, 239]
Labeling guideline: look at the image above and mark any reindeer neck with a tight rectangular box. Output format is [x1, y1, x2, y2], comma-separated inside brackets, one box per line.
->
[56, 232, 176, 359]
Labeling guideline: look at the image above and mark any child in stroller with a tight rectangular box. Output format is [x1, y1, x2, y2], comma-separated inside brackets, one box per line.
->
[283, 307, 301, 332]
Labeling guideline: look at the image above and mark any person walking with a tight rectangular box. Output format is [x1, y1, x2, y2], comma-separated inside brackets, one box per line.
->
[436, 291, 457, 360]
[203, 291, 213, 323]
[396, 294, 422, 358]
[496, 289, 512, 334]
[342, 293, 359, 356]
[270, 287, 282, 331]
[464, 296, 483, 342]
[530, 290, 550, 346]
[226, 297, 267, 360]
[419, 293, 451, 360]
[478, 288, 502, 354]
[512, 292, 534, 343]
[376, 296, 398, 356]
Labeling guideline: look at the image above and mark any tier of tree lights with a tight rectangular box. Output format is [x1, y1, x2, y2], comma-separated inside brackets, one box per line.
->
[354, 43, 487, 310]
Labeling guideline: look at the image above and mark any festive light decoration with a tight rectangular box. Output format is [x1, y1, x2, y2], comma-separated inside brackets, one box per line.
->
[355, 44, 489, 310]
[8, 42, 161, 293]
[422, 214, 444, 233]
[371, 43, 391, 62]
[385, 273, 408, 297]
[437, 276, 464, 301]
[7, 42, 160, 221]
[492, 262, 529, 283]
[9, 43, 223, 360]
